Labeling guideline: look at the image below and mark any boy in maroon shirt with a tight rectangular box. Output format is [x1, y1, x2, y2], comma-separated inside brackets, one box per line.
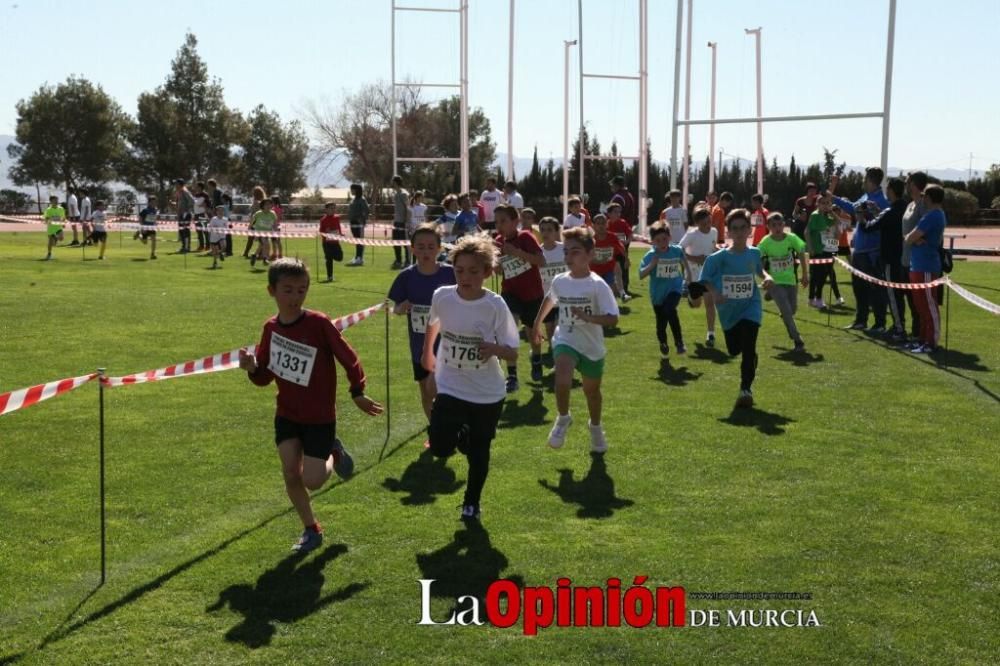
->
[494, 203, 546, 389]
[590, 214, 629, 300]
[239, 258, 383, 553]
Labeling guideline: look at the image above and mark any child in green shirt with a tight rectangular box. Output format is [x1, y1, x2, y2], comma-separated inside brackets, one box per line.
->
[757, 213, 809, 351]
[43, 196, 66, 260]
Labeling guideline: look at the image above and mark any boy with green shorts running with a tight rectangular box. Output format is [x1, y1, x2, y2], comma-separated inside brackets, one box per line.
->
[532, 226, 619, 453]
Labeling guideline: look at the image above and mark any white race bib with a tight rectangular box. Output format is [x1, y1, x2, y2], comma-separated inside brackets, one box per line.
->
[440, 331, 484, 370]
[267, 332, 318, 386]
[751, 212, 765, 227]
[541, 262, 567, 287]
[770, 254, 794, 274]
[500, 254, 531, 280]
[822, 230, 839, 253]
[593, 247, 614, 264]
[655, 259, 682, 279]
[557, 295, 593, 333]
[722, 274, 755, 300]
[615, 232, 629, 244]
[409, 304, 430, 334]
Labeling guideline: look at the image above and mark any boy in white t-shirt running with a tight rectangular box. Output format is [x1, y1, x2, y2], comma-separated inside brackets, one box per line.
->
[208, 205, 229, 269]
[422, 235, 520, 522]
[679, 206, 720, 347]
[563, 196, 587, 230]
[537, 216, 566, 345]
[532, 226, 620, 453]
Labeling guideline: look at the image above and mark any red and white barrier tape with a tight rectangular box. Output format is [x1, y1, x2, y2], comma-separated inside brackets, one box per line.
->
[101, 302, 385, 387]
[944, 278, 1000, 315]
[0, 373, 98, 416]
[834, 256, 947, 290]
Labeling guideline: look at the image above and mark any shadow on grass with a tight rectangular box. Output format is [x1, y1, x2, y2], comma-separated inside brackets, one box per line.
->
[498, 389, 548, 429]
[655, 358, 702, 386]
[129, 257, 149, 262]
[692, 342, 731, 364]
[206, 544, 367, 649]
[719, 407, 795, 436]
[382, 449, 465, 505]
[415, 521, 523, 617]
[538, 453, 634, 519]
[604, 326, 632, 339]
[772, 346, 825, 367]
[930, 348, 990, 373]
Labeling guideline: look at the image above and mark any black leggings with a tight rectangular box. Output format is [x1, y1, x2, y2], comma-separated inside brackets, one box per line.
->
[808, 256, 842, 300]
[350, 222, 365, 259]
[617, 253, 630, 293]
[429, 393, 504, 508]
[653, 292, 683, 347]
[392, 224, 410, 264]
[723, 319, 760, 391]
[323, 242, 343, 278]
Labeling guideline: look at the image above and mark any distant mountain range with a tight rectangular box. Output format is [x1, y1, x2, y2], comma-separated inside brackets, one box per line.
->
[1, 135, 984, 195]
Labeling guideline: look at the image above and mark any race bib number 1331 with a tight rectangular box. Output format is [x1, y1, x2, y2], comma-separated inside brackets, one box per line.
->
[268, 332, 318, 386]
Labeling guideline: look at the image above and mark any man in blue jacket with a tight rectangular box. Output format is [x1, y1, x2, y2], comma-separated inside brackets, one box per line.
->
[828, 167, 889, 331]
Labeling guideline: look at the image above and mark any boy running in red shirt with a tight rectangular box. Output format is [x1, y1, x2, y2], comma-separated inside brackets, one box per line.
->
[589, 214, 629, 301]
[606, 203, 634, 296]
[239, 259, 383, 553]
[318, 202, 344, 282]
[494, 204, 546, 389]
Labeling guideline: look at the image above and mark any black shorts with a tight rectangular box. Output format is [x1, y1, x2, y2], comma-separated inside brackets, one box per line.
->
[274, 416, 337, 460]
[502, 292, 543, 328]
[323, 242, 344, 262]
[429, 393, 504, 458]
[141, 230, 157, 239]
[91, 231, 107, 242]
[412, 361, 431, 382]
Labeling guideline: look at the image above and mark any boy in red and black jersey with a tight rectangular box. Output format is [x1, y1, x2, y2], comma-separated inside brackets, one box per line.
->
[240, 258, 383, 554]
[493, 203, 546, 389]
[589, 213, 629, 301]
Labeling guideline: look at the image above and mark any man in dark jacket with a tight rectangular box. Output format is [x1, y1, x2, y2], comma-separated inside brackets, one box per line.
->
[863, 177, 908, 339]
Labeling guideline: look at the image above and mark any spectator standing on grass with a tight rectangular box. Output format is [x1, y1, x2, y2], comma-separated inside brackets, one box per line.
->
[347, 183, 369, 266]
[174, 179, 195, 253]
[863, 177, 908, 341]
[391, 175, 411, 269]
[67, 189, 80, 245]
[271, 195, 284, 260]
[904, 184, 947, 354]
[193, 181, 210, 252]
[900, 171, 928, 341]
[829, 168, 889, 332]
[79, 189, 93, 246]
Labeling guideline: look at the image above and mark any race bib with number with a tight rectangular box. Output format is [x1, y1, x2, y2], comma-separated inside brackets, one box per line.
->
[409, 304, 430, 334]
[655, 259, 682, 279]
[722, 274, 755, 300]
[557, 295, 594, 333]
[440, 331, 484, 370]
[751, 213, 765, 227]
[541, 262, 567, 287]
[593, 247, 614, 264]
[500, 254, 531, 280]
[822, 230, 839, 253]
[769, 254, 794, 274]
[267, 332, 318, 386]
[615, 232, 629, 244]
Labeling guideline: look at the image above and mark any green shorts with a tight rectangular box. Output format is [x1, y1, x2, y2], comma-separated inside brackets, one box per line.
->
[553, 344, 605, 379]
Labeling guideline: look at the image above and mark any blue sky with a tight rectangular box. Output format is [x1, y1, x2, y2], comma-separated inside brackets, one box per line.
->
[1, 0, 997, 178]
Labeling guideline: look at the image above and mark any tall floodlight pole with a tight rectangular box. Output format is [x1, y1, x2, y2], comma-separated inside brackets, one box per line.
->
[577, 0, 585, 200]
[681, 0, 693, 204]
[745, 27, 763, 195]
[707, 41, 717, 194]
[880, 0, 896, 180]
[563, 39, 578, 220]
[460, 0, 470, 192]
[507, 0, 515, 180]
[669, 0, 683, 190]
[638, 0, 649, 233]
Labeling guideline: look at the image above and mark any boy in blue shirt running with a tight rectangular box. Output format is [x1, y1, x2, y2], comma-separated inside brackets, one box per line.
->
[698, 209, 774, 408]
[639, 221, 694, 356]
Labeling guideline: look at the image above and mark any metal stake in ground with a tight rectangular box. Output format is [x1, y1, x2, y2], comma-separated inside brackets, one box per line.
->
[98, 367, 107, 585]
[379, 300, 391, 461]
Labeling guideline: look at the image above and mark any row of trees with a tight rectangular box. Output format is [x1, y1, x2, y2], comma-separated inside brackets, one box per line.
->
[6, 33, 308, 207]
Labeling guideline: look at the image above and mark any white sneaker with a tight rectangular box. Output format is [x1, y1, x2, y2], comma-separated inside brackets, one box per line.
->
[548, 414, 572, 449]
[836, 297, 845, 306]
[589, 423, 608, 453]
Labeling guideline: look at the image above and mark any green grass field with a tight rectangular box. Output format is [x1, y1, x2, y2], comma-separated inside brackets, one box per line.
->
[1, 230, 997, 664]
